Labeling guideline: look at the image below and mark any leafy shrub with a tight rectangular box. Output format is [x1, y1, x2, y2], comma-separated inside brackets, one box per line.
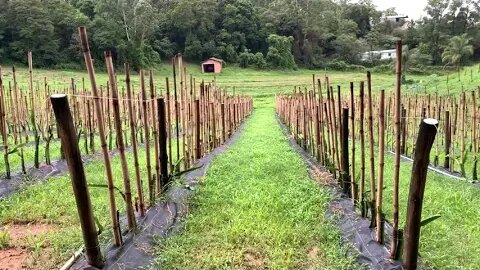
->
[371, 63, 394, 73]
[238, 50, 255, 68]
[253, 52, 267, 69]
[53, 62, 83, 70]
[326, 60, 366, 71]
[266, 34, 297, 69]
[326, 60, 348, 70]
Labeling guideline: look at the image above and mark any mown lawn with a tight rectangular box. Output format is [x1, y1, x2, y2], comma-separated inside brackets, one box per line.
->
[153, 105, 357, 270]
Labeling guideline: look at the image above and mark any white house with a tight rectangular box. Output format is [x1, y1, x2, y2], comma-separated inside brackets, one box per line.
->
[361, 49, 397, 62]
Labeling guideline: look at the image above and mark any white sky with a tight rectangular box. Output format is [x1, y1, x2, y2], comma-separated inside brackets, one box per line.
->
[369, 0, 429, 19]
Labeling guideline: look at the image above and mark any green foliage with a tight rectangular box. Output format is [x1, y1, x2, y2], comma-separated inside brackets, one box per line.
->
[420, 215, 442, 227]
[442, 34, 474, 69]
[4, 0, 59, 66]
[238, 50, 255, 68]
[253, 52, 267, 69]
[326, 60, 366, 72]
[239, 51, 267, 69]
[371, 63, 394, 73]
[266, 34, 296, 69]
[0, 0, 479, 69]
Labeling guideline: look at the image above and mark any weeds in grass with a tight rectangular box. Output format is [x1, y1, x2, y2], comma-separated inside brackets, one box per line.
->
[0, 228, 10, 249]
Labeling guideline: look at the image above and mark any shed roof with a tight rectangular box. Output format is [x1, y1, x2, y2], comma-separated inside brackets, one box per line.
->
[202, 57, 224, 64]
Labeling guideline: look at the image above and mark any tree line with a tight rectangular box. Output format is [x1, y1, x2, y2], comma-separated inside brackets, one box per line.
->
[0, 0, 478, 71]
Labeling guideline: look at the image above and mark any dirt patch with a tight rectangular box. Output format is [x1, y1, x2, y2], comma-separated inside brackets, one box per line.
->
[308, 246, 319, 261]
[0, 223, 55, 269]
[243, 250, 266, 269]
[304, 246, 328, 269]
[0, 247, 28, 270]
[310, 167, 336, 185]
[6, 223, 54, 244]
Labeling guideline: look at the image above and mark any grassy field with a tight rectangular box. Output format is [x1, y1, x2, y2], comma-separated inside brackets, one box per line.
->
[2, 62, 479, 97]
[0, 63, 479, 269]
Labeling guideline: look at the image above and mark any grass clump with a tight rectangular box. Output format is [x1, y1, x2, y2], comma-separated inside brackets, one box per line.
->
[0, 228, 10, 249]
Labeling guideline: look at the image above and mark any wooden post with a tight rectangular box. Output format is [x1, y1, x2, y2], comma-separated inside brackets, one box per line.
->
[166, 77, 173, 173]
[140, 71, 154, 205]
[403, 118, 438, 270]
[150, 71, 161, 195]
[195, 99, 201, 159]
[376, 90, 386, 243]
[359, 82, 366, 217]
[105, 51, 136, 231]
[472, 91, 478, 181]
[27, 51, 40, 169]
[401, 107, 407, 155]
[79, 27, 121, 246]
[172, 56, 180, 162]
[221, 103, 226, 143]
[444, 111, 451, 169]
[350, 82, 356, 203]
[341, 108, 350, 196]
[367, 71, 376, 226]
[0, 66, 10, 179]
[211, 103, 217, 149]
[157, 98, 169, 189]
[125, 64, 145, 217]
[391, 39, 403, 259]
[50, 94, 104, 268]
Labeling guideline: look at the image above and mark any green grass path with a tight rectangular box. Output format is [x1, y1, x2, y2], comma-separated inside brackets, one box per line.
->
[153, 106, 357, 269]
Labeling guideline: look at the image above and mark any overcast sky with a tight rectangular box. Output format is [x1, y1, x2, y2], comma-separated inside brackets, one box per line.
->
[369, 0, 429, 19]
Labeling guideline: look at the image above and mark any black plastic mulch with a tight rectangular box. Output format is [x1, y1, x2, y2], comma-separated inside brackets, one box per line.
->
[69, 120, 248, 270]
[0, 158, 81, 199]
[277, 117, 403, 270]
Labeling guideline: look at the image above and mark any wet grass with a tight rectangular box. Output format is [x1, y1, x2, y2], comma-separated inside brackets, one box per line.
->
[153, 104, 357, 269]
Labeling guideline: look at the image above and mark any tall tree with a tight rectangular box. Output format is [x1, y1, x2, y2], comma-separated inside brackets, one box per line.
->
[92, 0, 160, 69]
[442, 34, 474, 73]
[266, 34, 296, 69]
[5, 0, 59, 66]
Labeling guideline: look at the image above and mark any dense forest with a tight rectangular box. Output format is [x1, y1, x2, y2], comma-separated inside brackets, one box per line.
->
[0, 0, 479, 71]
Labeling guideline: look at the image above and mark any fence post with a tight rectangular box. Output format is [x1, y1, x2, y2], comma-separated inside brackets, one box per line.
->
[79, 26, 121, 246]
[444, 111, 451, 169]
[157, 97, 169, 189]
[401, 106, 407, 155]
[211, 103, 217, 149]
[195, 99, 201, 159]
[50, 94, 104, 268]
[403, 118, 438, 270]
[341, 107, 350, 196]
[221, 103, 226, 144]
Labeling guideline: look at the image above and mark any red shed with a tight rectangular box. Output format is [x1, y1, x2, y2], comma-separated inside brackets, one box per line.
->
[201, 57, 224, 73]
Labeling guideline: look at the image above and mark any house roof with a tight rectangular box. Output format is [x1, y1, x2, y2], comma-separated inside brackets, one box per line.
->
[362, 49, 396, 55]
[202, 57, 225, 64]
